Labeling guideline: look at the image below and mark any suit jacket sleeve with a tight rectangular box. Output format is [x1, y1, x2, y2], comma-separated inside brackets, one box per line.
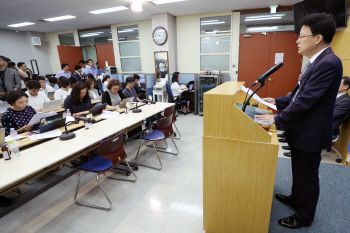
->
[333, 96, 350, 129]
[275, 61, 338, 126]
[14, 71, 22, 89]
[275, 93, 292, 110]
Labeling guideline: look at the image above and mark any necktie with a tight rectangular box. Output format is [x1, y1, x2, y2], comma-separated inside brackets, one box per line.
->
[292, 61, 311, 102]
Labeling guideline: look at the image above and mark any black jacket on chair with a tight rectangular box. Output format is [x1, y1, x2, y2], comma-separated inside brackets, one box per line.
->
[333, 93, 350, 135]
[274, 47, 343, 152]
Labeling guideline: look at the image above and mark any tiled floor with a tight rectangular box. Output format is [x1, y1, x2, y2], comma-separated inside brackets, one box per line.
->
[0, 114, 342, 233]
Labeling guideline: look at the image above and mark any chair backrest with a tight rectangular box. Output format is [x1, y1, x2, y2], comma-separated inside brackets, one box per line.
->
[99, 84, 104, 93]
[99, 131, 126, 165]
[166, 82, 175, 103]
[163, 105, 176, 123]
[157, 115, 174, 138]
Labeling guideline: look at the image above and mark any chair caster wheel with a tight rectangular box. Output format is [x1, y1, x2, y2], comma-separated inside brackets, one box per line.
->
[336, 158, 342, 163]
[133, 167, 139, 171]
[174, 133, 177, 137]
[126, 172, 131, 176]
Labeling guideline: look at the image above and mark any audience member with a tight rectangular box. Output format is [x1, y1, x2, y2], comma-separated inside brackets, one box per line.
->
[17, 62, 30, 78]
[64, 82, 91, 116]
[69, 77, 77, 87]
[333, 76, 350, 135]
[23, 78, 31, 87]
[73, 65, 82, 81]
[48, 77, 59, 91]
[79, 60, 86, 75]
[26, 68, 33, 79]
[25, 80, 50, 112]
[0, 56, 22, 100]
[102, 75, 111, 92]
[85, 78, 100, 100]
[171, 72, 191, 113]
[55, 63, 72, 79]
[9, 62, 17, 69]
[133, 74, 142, 94]
[85, 59, 98, 78]
[38, 76, 54, 96]
[102, 79, 126, 110]
[122, 77, 141, 102]
[54, 77, 71, 102]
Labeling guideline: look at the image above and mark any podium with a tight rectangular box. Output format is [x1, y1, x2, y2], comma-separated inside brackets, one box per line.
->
[203, 81, 279, 233]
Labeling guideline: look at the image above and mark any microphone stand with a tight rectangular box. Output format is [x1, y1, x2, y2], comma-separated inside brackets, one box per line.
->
[242, 81, 265, 113]
[60, 120, 79, 141]
[132, 102, 142, 113]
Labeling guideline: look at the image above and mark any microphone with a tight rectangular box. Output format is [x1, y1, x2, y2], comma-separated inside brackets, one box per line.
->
[253, 62, 283, 86]
[132, 102, 142, 113]
[75, 116, 96, 123]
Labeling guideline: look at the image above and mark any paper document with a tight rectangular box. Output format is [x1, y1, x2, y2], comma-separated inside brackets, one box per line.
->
[275, 53, 284, 64]
[239, 86, 277, 110]
[65, 116, 75, 124]
[180, 85, 187, 89]
[28, 111, 57, 125]
[98, 110, 120, 119]
[5, 135, 27, 142]
[29, 129, 62, 141]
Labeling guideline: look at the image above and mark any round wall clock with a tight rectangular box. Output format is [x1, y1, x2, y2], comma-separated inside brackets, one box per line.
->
[152, 26, 168, 45]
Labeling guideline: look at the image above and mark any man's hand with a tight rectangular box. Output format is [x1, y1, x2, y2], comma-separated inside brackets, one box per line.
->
[255, 114, 275, 123]
[13, 88, 19, 90]
[0, 92, 6, 96]
[262, 98, 276, 105]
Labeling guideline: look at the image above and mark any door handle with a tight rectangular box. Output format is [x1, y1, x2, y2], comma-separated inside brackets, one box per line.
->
[268, 78, 273, 81]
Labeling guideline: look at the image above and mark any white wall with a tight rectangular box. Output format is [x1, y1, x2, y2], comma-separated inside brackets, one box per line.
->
[45, 30, 80, 74]
[0, 28, 52, 75]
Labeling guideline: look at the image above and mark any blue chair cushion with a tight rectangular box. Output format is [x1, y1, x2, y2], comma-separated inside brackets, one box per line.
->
[79, 155, 113, 172]
[141, 130, 165, 141]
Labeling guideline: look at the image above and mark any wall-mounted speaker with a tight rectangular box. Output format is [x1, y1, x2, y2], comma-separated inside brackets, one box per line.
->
[32, 37, 41, 46]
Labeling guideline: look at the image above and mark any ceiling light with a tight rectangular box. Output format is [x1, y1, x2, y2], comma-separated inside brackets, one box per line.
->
[107, 39, 113, 41]
[247, 26, 278, 31]
[8, 22, 35, 27]
[44, 15, 76, 22]
[94, 32, 104, 34]
[81, 33, 100, 37]
[119, 37, 127, 40]
[131, 0, 142, 12]
[201, 20, 219, 23]
[151, 0, 187, 5]
[245, 17, 282, 21]
[89, 6, 128, 14]
[205, 30, 230, 34]
[201, 21, 225, 26]
[245, 14, 285, 21]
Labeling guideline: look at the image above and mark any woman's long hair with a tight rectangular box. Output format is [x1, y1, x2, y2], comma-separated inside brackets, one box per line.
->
[172, 72, 180, 83]
[70, 82, 89, 105]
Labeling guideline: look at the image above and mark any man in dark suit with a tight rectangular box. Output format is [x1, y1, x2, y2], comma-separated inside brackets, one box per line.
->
[0, 56, 22, 101]
[256, 13, 343, 229]
[73, 65, 83, 81]
[333, 76, 350, 135]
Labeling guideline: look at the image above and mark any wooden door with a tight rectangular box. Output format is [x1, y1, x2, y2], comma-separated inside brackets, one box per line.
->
[57, 45, 83, 74]
[96, 43, 115, 68]
[266, 32, 302, 98]
[238, 34, 271, 96]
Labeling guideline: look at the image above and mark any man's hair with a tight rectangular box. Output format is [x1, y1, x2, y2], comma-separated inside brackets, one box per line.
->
[107, 79, 121, 90]
[61, 63, 69, 69]
[17, 62, 25, 68]
[27, 80, 41, 90]
[342, 76, 350, 90]
[48, 77, 58, 84]
[69, 77, 77, 86]
[74, 65, 81, 70]
[70, 82, 90, 105]
[0, 55, 6, 61]
[86, 73, 95, 80]
[298, 13, 336, 44]
[32, 74, 39, 81]
[126, 76, 135, 84]
[79, 60, 85, 64]
[87, 59, 93, 63]
[23, 77, 31, 82]
[172, 72, 180, 83]
[6, 90, 28, 106]
[37, 76, 46, 81]
[133, 74, 140, 80]
[9, 62, 16, 67]
[60, 77, 70, 88]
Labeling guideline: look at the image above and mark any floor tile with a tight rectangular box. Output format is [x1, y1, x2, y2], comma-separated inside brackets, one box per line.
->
[161, 216, 205, 233]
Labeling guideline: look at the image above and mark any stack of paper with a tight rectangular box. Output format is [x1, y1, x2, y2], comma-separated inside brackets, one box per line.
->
[98, 110, 120, 119]
[5, 135, 27, 142]
[29, 129, 62, 141]
[239, 86, 277, 110]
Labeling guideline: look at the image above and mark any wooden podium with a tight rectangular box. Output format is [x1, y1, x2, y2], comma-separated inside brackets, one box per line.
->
[203, 81, 279, 233]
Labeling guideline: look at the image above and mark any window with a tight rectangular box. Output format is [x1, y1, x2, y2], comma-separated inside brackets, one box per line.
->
[58, 33, 75, 46]
[117, 25, 142, 72]
[200, 16, 231, 72]
[79, 27, 112, 46]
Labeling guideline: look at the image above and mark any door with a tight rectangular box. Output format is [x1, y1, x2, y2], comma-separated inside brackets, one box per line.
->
[238, 34, 271, 96]
[96, 43, 115, 68]
[57, 45, 83, 74]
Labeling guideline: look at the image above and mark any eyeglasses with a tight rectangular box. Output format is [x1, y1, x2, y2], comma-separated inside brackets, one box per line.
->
[298, 35, 315, 40]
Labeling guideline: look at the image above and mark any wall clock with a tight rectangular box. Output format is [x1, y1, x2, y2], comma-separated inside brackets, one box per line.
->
[152, 26, 168, 45]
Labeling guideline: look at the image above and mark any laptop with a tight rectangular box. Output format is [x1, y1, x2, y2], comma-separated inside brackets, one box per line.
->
[120, 97, 134, 108]
[90, 103, 107, 116]
[42, 100, 61, 113]
[34, 113, 66, 134]
[47, 92, 55, 101]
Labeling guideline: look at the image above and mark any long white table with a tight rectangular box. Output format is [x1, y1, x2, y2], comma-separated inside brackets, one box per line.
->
[0, 102, 174, 195]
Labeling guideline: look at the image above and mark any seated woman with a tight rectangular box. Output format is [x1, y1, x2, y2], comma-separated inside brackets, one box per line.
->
[64, 82, 91, 116]
[102, 75, 111, 92]
[85, 78, 100, 100]
[102, 79, 126, 110]
[54, 77, 72, 102]
[1, 90, 36, 136]
[171, 72, 191, 113]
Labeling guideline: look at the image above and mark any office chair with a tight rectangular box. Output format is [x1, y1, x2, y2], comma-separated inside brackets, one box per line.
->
[165, 82, 186, 115]
[98, 83, 104, 94]
[74, 131, 137, 211]
[135, 115, 178, 170]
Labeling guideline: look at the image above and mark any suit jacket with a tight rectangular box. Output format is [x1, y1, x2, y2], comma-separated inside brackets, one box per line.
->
[274, 47, 343, 152]
[333, 93, 350, 135]
[73, 71, 82, 81]
[0, 67, 22, 100]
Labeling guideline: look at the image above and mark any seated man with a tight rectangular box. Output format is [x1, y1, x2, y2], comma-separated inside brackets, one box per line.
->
[73, 65, 83, 81]
[38, 76, 54, 96]
[25, 80, 50, 112]
[122, 76, 141, 102]
[55, 63, 71, 79]
[48, 77, 59, 91]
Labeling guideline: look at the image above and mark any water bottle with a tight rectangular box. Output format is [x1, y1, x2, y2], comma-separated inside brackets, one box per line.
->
[9, 128, 19, 143]
[7, 140, 20, 158]
[66, 109, 71, 117]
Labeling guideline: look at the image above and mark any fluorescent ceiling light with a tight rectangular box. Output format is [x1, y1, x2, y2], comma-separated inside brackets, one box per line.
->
[205, 30, 230, 34]
[245, 14, 285, 21]
[247, 26, 278, 31]
[131, 0, 142, 12]
[201, 21, 225, 25]
[8, 22, 35, 27]
[107, 39, 113, 41]
[118, 29, 136, 33]
[245, 17, 282, 21]
[201, 20, 219, 23]
[44, 15, 76, 22]
[81, 33, 100, 37]
[151, 0, 187, 5]
[94, 32, 104, 34]
[119, 37, 127, 40]
[89, 6, 128, 14]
